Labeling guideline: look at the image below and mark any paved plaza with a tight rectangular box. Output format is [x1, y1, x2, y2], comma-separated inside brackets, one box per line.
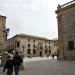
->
[0, 57, 75, 75]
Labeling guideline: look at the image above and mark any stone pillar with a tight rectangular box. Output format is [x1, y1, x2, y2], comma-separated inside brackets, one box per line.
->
[57, 15, 65, 60]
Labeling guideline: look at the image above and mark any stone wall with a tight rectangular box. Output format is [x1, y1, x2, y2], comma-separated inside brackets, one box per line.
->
[0, 16, 6, 52]
[56, 2, 75, 60]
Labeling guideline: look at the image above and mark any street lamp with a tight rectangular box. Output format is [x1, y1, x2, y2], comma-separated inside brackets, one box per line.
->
[3, 28, 9, 40]
[3, 28, 9, 52]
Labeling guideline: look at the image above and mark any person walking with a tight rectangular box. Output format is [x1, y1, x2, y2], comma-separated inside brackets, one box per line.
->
[19, 51, 24, 70]
[52, 54, 54, 60]
[13, 51, 23, 75]
[3, 55, 13, 75]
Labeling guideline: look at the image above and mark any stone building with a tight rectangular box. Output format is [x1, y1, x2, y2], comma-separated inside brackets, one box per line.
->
[56, 0, 75, 60]
[0, 15, 6, 53]
[50, 39, 58, 56]
[6, 34, 52, 57]
[0, 15, 9, 66]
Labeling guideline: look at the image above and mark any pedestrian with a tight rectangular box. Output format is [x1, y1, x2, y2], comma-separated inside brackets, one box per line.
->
[13, 51, 23, 75]
[19, 51, 25, 70]
[3, 55, 13, 75]
[52, 54, 54, 60]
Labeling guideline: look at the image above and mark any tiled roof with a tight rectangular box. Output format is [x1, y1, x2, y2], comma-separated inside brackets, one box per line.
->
[9, 34, 51, 41]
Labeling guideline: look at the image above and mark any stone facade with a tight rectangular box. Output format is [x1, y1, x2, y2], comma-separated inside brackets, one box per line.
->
[56, 0, 75, 60]
[7, 34, 51, 57]
[0, 15, 6, 53]
[50, 40, 58, 56]
[6, 34, 58, 58]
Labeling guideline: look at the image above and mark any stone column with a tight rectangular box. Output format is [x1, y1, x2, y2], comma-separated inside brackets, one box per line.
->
[57, 15, 64, 60]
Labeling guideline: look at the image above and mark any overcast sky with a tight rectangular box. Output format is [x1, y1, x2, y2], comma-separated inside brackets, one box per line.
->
[0, 0, 71, 39]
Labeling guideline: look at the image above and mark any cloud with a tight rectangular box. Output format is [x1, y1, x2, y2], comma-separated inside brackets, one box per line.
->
[0, 0, 60, 39]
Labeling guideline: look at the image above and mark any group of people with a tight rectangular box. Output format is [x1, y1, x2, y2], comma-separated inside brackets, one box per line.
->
[3, 51, 23, 75]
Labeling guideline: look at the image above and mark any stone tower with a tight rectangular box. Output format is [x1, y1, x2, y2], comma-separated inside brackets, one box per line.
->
[0, 15, 6, 53]
[56, 0, 75, 60]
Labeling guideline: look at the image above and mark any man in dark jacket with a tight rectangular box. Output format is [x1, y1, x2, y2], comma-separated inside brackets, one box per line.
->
[13, 51, 23, 75]
[3, 56, 13, 75]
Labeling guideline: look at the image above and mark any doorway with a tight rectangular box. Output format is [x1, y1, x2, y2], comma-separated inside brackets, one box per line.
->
[39, 51, 42, 57]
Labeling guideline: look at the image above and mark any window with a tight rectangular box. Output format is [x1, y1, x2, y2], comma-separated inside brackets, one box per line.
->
[28, 38, 30, 42]
[33, 49, 36, 54]
[33, 40, 35, 42]
[68, 41, 74, 50]
[27, 49, 31, 54]
[49, 46, 50, 49]
[45, 46, 47, 49]
[45, 50, 47, 53]
[49, 50, 51, 53]
[33, 44, 35, 48]
[40, 47, 43, 49]
[16, 41, 20, 47]
[28, 44, 30, 47]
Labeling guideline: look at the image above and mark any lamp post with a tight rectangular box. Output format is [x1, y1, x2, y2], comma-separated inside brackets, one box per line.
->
[3, 28, 9, 51]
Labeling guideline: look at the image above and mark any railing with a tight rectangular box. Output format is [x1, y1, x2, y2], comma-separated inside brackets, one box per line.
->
[58, 0, 75, 9]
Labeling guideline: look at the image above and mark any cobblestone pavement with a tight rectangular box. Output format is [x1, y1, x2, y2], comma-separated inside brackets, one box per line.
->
[0, 57, 75, 75]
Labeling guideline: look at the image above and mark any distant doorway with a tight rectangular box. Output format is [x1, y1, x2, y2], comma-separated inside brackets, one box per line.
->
[39, 51, 42, 57]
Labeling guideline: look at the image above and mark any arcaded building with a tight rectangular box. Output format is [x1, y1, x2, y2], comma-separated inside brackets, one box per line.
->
[6, 34, 51, 57]
[56, 0, 75, 60]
